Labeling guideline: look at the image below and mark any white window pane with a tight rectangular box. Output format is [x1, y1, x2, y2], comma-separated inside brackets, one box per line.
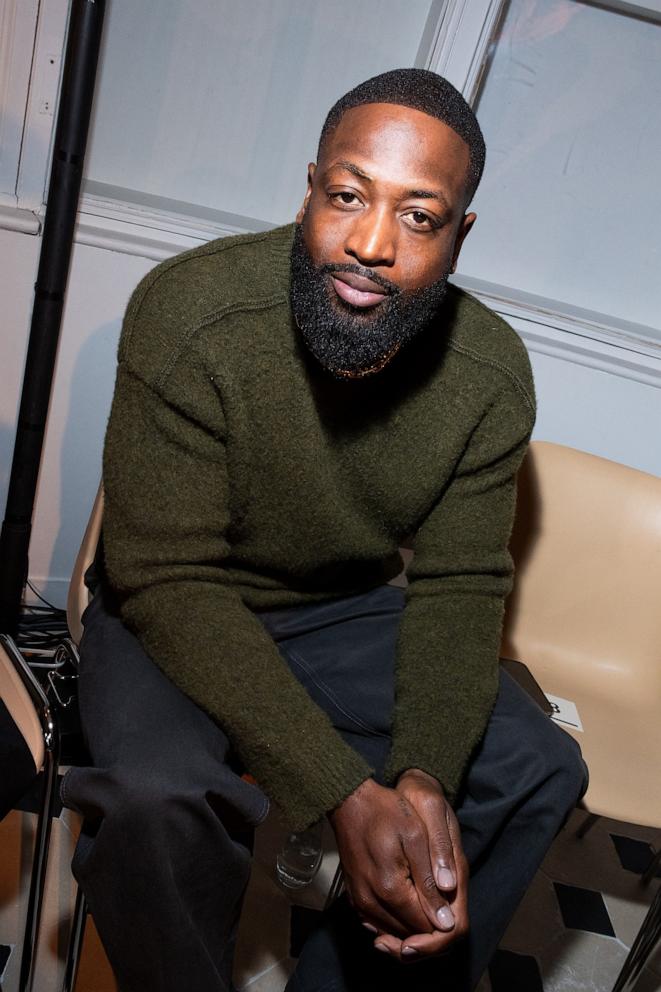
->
[0, 0, 40, 202]
[457, 0, 661, 330]
[84, 0, 434, 226]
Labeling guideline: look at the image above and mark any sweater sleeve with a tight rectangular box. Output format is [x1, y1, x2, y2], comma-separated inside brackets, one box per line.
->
[102, 353, 372, 831]
[384, 383, 535, 801]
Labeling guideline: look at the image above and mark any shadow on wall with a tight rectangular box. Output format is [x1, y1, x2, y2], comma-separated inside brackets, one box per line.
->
[0, 424, 19, 503]
[46, 318, 122, 605]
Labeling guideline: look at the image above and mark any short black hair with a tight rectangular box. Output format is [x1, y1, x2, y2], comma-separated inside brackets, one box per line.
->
[318, 68, 485, 203]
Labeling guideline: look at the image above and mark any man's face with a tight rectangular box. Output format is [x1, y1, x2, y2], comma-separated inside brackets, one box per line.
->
[291, 102, 476, 378]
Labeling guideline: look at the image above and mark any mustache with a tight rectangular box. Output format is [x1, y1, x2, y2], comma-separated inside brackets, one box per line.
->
[318, 262, 400, 296]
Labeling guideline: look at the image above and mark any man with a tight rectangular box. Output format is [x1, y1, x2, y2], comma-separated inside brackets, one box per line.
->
[62, 69, 586, 991]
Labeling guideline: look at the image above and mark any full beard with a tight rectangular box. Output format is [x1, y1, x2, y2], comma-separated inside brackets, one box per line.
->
[289, 223, 451, 379]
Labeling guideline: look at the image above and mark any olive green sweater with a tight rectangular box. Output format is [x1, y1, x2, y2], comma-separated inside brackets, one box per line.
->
[103, 224, 535, 830]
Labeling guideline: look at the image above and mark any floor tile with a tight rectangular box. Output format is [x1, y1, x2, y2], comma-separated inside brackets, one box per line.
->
[0, 943, 12, 980]
[611, 833, 660, 876]
[603, 884, 660, 949]
[537, 929, 628, 992]
[489, 948, 543, 991]
[553, 882, 615, 937]
[234, 858, 292, 991]
[240, 958, 296, 992]
[498, 870, 565, 956]
[73, 917, 118, 992]
[289, 906, 323, 959]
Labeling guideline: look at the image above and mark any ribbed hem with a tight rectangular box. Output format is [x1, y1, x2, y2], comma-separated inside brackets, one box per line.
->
[254, 745, 373, 831]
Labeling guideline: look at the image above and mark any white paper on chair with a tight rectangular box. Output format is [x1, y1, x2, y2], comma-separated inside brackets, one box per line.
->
[546, 694, 584, 732]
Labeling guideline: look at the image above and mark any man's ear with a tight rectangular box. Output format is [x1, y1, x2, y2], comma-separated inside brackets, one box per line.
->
[450, 212, 476, 273]
[295, 162, 317, 223]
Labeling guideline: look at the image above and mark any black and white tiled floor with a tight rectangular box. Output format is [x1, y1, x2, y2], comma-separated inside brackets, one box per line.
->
[476, 811, 661, 992]
[1, 807, 659, 990]
[231, 808, 661, 992]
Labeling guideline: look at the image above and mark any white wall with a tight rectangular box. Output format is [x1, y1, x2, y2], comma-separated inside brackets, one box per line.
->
[1, 228, 153, 604]
[522, 337, 661, 475]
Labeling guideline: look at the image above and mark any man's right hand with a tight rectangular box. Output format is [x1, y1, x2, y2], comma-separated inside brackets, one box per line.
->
[328, 778, 458, 951]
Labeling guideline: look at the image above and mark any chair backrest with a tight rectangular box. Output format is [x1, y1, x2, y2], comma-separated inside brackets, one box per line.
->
[502, 441, 661, 827]
[0, 638, 45, 771]
[66, 483, 104, 646]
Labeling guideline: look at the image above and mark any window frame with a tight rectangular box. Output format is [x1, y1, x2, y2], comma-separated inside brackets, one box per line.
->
[3, 0, 660, 385]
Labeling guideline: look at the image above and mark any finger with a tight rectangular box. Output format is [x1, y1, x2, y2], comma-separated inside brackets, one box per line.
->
[350, 881, 421, 939]
[372, 933, 402, 958]
[419, 798, 459, 892]
[400, 824, 455, 933]
[377, 925, 462, 964]
[400, 927, 463, 960]
[445, 803, 470, 887]
[374, 878, 433, 936]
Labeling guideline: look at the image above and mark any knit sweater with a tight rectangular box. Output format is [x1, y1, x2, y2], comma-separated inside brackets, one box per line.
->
[102, 223, 536, 830]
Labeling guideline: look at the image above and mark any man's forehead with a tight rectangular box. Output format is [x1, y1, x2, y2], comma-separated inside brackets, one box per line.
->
[318, 102, 471, 197]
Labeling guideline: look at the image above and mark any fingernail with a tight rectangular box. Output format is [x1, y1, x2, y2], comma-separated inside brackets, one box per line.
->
[362, 923, 378, 933]
[374, 943, 389, 954]
[437, 905, 455, 930]
[401, 946, 418, 957]
[436, 866, 456, 889]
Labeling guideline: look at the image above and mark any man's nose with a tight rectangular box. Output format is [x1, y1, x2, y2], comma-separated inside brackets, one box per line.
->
[344, 206, 396, 268]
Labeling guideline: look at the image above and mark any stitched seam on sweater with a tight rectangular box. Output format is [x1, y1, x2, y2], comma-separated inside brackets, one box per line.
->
[122, 228, 278, 355]
[285, 648, 390, 739]
[154, 293, 288, 389]
[447, 341, 535, 415]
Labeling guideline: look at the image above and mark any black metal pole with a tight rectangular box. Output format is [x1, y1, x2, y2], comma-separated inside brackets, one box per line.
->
[0, 0, 106, 635]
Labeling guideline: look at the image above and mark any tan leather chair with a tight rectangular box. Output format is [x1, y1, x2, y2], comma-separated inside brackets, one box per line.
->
[0, 633, 60, 992]
[0, 485, 103, 992]
[65, 483, 104, 652]
[502, 440, 661, 992]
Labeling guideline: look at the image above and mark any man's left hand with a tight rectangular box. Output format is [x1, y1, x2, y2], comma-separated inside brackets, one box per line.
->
[372, 769, 469, 963]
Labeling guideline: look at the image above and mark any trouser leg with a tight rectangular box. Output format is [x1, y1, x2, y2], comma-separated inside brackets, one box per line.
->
[63, 584, 587, 992]
[270, 586, 588, 992]
[61, 591, 268, 992]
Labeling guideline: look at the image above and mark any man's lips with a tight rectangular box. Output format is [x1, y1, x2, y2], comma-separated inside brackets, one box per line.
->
[331, 272, 389, 309]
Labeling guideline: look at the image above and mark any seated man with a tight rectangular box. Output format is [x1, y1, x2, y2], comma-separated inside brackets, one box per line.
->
[61, 69, 587, 991]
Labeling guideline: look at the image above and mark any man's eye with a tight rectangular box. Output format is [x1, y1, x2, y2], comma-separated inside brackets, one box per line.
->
[330, 191, 360, 206]
[405, 210, 436, 230]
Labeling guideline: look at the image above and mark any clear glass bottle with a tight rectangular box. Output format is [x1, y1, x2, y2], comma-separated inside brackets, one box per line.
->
[276, 819, 324, 890]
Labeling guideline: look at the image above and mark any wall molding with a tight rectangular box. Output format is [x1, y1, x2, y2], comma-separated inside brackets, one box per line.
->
[70, 190, 661, 389]
[452, 274, 661, 389]
[75, 185, 269, 261]
[0, 202, 41, 234]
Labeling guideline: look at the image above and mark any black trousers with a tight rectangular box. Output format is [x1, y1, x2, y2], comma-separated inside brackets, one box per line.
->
[62, 584, 587, 992]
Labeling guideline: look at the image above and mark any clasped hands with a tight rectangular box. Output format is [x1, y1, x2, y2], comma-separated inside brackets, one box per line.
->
[328, 769, 468, 963]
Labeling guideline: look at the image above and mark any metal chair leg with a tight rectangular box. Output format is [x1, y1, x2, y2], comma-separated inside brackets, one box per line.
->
[324, 862, 344, 911]
[642, 847, 661, 886]
[19, 746, 60, 992]
[61, 885, 88, 992]
[611, 883, 661, 992]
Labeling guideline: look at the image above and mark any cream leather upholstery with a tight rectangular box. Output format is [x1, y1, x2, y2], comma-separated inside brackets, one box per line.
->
[66, 483, 104, 646]
[0, 644, 43, 770]
[502, 441, 661, 828]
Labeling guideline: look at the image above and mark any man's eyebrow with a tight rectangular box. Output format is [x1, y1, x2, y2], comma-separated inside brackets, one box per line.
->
[332, 160, 373, 181]
[330, 161, 450, 210]
[406, 188, 450, 210]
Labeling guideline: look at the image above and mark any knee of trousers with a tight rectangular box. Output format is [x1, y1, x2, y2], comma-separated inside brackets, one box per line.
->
[519, 717, 589, 814]
[63, 764, 248, 854]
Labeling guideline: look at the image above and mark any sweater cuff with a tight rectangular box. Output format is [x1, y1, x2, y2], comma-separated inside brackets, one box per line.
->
[267, 749, 374, 831]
